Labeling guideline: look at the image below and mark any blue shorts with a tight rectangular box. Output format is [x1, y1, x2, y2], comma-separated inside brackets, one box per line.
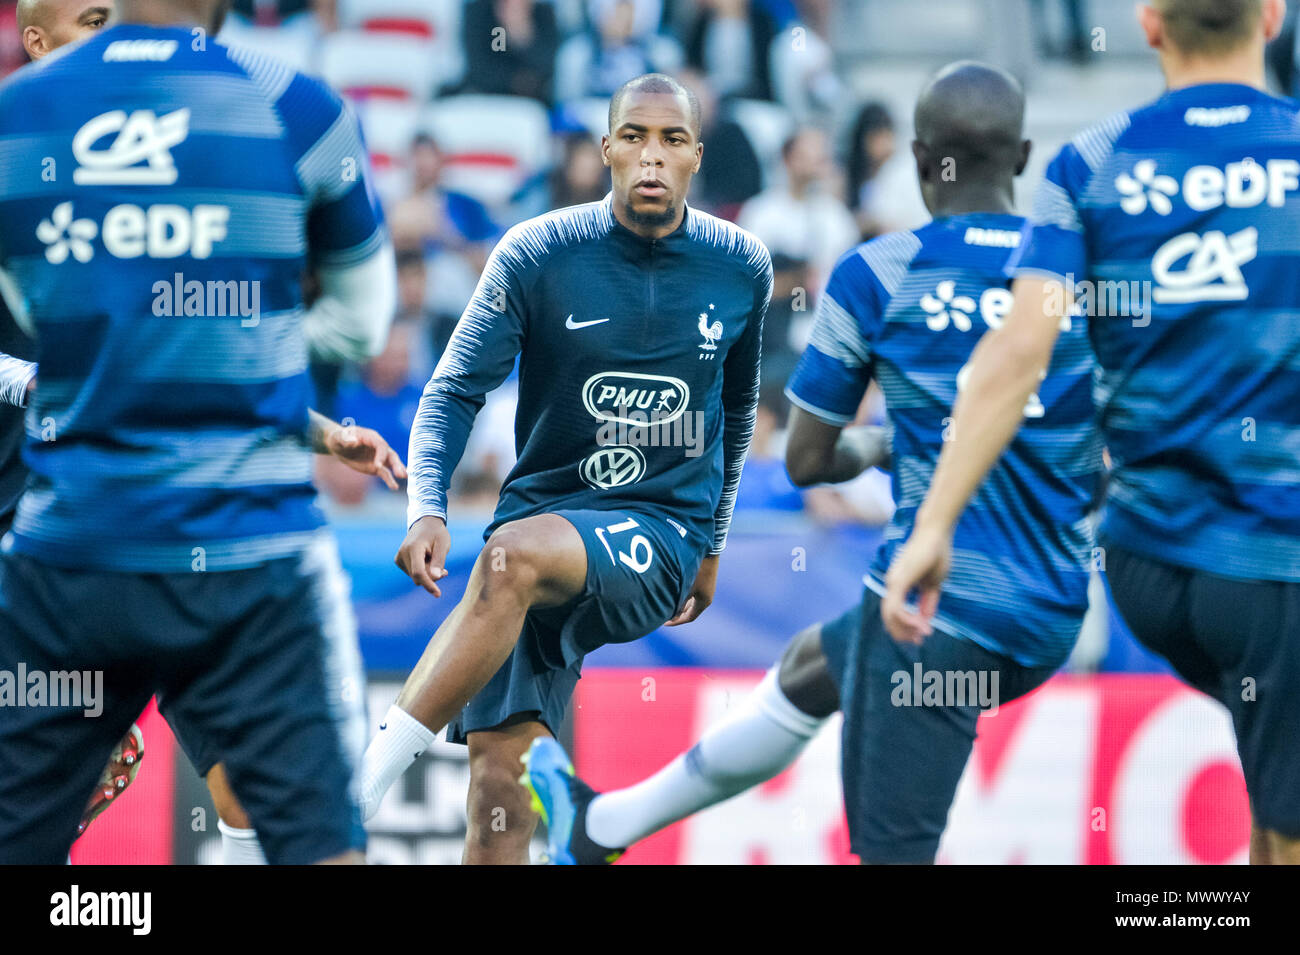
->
[447, 507, 704, 744]
[0, 532, 367, 864]
[1105, 544, 1300, 837]
[820, 587, 1058, 863]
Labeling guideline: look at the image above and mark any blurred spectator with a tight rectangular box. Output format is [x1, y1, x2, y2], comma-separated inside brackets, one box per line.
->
[679, 67, 763, 219]
[769, 0, 841, 123]
[219, 0, 331, 71]
[462, 0, 559, 104]
[555, 0, 683, 102]
[549, 131, 611, 208]
[761, 251, 811, 384]
[737, 126, 859, 293]
[686, 0, 778, 100]
[844, 101, 897, 241]
[387, 133, 500, 330]
[394, 248, 448, 371]
[317, 320, 425, 506]
[1028, 0, 1090, 64]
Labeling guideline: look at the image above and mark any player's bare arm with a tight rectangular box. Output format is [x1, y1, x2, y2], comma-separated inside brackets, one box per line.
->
[881, 276, 1066, 644]
[785, 407, 891, 488]
[308, 409, 407, 491]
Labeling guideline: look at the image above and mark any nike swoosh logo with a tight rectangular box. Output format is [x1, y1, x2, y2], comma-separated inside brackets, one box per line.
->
[566, 314, 610, 330]
[379, 723, 387, 731]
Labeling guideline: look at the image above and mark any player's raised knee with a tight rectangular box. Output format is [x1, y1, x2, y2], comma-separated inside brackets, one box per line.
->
[479, 516, 585, 607]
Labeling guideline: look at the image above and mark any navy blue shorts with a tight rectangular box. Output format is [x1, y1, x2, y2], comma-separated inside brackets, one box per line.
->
[1105, 544, 1300, 837]
[447, 507, 704, 744]
[0, 533, 367, 864]
[820, 587, 1058, 863]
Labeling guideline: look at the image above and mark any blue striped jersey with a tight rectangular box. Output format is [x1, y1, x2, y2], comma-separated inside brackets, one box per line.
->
[407, 196, 772, 555]
[1017, 83, 1300, 582]
[788, 213, 1102, 668]
[0, 24, 386, 571]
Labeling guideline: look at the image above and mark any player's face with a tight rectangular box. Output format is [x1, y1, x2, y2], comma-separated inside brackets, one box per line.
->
[24, 0, 112, 60]
[603, 91, 702, 236]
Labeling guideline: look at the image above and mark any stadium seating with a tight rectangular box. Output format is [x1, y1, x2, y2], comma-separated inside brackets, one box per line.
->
[337, 0, 464, 89]
[319, 29, 443, 102]
[420, 94, 555, 217]
[355, 99, 423, 202]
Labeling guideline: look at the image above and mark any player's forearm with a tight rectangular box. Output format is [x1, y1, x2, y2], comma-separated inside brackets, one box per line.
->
[914, 327, 1051, 536]
[0, 354, 36, 408]
[799, 425, 891, 486]
[302, 240, 397, 363]
[307, 409, 341, 454]
[405, 386, 481, 528]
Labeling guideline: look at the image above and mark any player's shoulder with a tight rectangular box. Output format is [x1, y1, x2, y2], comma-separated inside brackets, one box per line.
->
[830, 228, 925, 299]
[0, 27, 99, 110]
[217, 40, 349, 137]
[494, 198, 617, 264]
[1055, 107, 1138, 177]
[683, 206, 772, 278]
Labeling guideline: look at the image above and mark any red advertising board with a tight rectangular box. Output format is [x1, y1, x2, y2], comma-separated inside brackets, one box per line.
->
[573, 671, 1252, 865]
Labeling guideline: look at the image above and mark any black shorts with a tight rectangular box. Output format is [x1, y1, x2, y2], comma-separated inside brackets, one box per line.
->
[1105, 544, 1300, 837]
[447, 507, 703, 744]
[0, 533, 367, 864]
[820, 588, 1058, 863]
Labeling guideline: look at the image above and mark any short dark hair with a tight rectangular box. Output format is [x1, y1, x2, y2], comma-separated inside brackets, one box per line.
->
[608, 73, 702, 138]
[1154, 0, 1263, 56]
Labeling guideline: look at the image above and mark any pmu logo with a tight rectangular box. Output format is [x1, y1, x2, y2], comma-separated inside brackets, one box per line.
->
[580, 446, 646, 489]
[72, 108, 190, 185]
[582, 372, 690, 425]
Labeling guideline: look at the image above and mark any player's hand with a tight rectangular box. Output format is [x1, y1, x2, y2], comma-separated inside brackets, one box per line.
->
[881, 523, 952, 645]
[666, 554, 720, 626]
[324, 422, 407, 491]
[395, 515, 452, 596]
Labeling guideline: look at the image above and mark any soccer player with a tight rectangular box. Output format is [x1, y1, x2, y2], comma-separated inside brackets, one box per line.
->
[358, 72, 772, 864]
[0, 0, 397, 863]
[883, 0, 1300, 865]
[523, 61, 1104, 865]
[3, 0, 406, 866]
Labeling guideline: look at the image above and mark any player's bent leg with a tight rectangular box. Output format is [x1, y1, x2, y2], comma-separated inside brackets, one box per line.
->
[522, 616, 850, 864]
[464, 720, 553, 864]
[777, 623, 841, 718]
[398, 515, 588, 730]
[359, 515, 588, 819]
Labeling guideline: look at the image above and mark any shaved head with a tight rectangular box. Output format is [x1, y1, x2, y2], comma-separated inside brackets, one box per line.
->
[18, 0, 112, 59]
[915, 60, 1026, 175]
[911, 61, 1030, 216]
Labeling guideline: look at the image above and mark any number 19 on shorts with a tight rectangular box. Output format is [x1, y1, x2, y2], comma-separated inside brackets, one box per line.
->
[594, 518, 655, 574]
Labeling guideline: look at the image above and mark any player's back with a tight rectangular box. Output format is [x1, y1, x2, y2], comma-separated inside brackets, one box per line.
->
[1027, 84, 1300, 582]
[0, 24, 382, 571]
[795, 214, 1101, 668]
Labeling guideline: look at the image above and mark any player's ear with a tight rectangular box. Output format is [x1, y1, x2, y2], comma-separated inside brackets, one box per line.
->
[1136, 3, 1164, 52]
[693, 140, 703, 174]
[22, 26, 49, 61]
[911, 140, 931, 183]
[1016, 140, 1032, 176]
[1262, 0, 1287, 42]
[600, 134, 612, 167]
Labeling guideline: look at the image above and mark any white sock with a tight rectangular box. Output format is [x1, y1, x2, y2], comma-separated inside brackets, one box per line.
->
[218, 820, 267, 865]
[357, 704, 437, 821]
[586, 667, 827, 849]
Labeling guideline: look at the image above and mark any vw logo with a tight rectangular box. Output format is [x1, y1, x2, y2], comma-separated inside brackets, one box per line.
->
[580, 446, 647, 489]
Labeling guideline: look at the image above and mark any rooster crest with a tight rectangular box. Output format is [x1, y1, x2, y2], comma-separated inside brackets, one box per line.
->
[698, 312, 723, 350]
